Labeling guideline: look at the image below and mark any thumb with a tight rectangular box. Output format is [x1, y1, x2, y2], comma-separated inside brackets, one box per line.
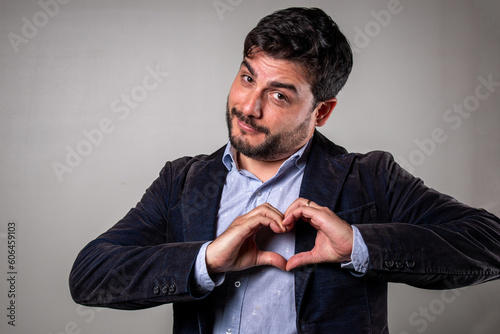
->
[256, 250, 287, 271]
[285, 251, 316, 271]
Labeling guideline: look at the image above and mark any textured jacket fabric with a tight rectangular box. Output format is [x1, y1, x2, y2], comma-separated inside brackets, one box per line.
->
[69, 131, 500, 333]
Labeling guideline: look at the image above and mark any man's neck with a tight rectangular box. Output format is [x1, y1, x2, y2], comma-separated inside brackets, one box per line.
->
[236, 152, 289, 182]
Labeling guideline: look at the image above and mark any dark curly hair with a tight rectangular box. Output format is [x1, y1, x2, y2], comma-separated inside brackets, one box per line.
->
[243, 7, 353, 104]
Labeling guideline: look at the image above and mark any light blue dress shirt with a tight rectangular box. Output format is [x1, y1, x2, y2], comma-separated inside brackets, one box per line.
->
[194, 140, 368, 334]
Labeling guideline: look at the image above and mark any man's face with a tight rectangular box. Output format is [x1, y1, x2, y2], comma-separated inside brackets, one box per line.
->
[226, 52, 319, 162]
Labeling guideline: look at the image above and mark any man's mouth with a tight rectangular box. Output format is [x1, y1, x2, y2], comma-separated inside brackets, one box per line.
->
[231, 108, 269, 135]
[237, 118, 259, 134]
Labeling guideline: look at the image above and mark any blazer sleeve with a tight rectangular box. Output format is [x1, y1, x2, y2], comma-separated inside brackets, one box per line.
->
[69, 158, 209, 310]
[355, 152, 500, 289]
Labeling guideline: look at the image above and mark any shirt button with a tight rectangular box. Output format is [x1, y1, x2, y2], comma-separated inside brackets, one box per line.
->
[256, 191, 262, 197]
[226, 329, 232, 334]
[234, 281, 241, 288]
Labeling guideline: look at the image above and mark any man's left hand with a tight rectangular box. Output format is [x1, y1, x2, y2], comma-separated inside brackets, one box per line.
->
[282, 198, 353, 271]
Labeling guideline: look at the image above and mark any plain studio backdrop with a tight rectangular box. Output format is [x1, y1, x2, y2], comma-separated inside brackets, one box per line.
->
[1, 0, 500, 333]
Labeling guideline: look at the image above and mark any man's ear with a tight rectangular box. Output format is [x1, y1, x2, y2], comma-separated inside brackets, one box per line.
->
[314, 98, 337, 127]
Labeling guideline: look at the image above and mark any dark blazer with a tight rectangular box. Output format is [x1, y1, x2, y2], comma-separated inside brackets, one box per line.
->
[69, 131, 500, 333]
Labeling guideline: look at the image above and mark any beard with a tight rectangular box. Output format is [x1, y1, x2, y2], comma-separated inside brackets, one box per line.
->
[226, 102, 312, 161]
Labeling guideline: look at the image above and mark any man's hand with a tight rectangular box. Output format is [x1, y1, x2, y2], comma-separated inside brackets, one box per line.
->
[206, 203, 288, 274]
[283, 198, 353, 271]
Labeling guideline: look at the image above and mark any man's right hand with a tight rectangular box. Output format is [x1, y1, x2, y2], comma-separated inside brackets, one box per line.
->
[206, 203, 288, 274]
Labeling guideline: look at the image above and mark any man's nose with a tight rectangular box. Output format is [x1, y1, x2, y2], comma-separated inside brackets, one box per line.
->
[241, 90, 262, 118]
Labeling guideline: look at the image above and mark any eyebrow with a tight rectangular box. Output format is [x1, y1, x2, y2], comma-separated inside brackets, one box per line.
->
[241, 60, 299, 96]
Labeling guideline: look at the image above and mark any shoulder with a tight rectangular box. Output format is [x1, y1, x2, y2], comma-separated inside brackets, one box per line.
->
[143, 145, 228, 205]
[163, 145, 227, 177]
[313, 131, 397, 169]
[313, 132, 412, 188]
[351, 150, 396, 168]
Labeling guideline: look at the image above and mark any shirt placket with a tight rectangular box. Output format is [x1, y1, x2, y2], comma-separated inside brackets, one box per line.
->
[220, 274, 249, 334]
[220, 179, 272, 334]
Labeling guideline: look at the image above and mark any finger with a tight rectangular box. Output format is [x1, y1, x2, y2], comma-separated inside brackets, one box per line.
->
[253, 204, 286, 232]
[247, 202, 284, 220]
[244, 202, 284, 221]
[282, 209, 302, 227]
[235, 213, 287, 236]
[260, 202, 285, 218]
[283, 198, 312, 217]
[213, 215, 280, 254]
[256, 250, 287, 271]
[282, 205, 317, 227]
[283, 198, 317, 226]
[269, 220, 286, 234]
[283, 203, 342, 232]
[285, 251, 317, 271]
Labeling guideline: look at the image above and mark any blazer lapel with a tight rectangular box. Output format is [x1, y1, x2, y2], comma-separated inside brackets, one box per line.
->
[180, 146, 228, 242]
[294, 131, 354, 318]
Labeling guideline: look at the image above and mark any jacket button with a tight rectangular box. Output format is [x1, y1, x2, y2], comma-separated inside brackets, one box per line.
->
[161, 285, 168, 295]
[153, 285, 160, 295]
[406, 260, 416, 269]
[168, 283, 176, 294]
[395, 261, 404, 269]
[384, 260, 394, 269]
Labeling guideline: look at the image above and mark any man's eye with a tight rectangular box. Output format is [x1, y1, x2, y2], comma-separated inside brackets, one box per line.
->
[243, 75, 253, 83]
[273, 92, 287, 101]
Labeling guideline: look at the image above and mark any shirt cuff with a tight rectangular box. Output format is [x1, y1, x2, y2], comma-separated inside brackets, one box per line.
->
[193, 241, 225, 293]
[340, 225, 369, 275]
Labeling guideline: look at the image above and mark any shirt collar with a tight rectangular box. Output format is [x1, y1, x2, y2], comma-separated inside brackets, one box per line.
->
[222, 138, 312, 173]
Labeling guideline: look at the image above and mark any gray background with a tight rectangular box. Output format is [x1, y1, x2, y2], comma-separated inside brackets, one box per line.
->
[1, 0, 500, 333]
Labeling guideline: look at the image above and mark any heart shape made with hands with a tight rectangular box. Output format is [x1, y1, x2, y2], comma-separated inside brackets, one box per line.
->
[206, 198, 354, 273]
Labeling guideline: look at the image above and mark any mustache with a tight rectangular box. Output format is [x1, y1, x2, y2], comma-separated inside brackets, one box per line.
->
[230, 108, 270, 135]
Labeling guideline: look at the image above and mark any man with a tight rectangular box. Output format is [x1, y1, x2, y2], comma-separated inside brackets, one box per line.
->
[69, 7, 500, 334]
